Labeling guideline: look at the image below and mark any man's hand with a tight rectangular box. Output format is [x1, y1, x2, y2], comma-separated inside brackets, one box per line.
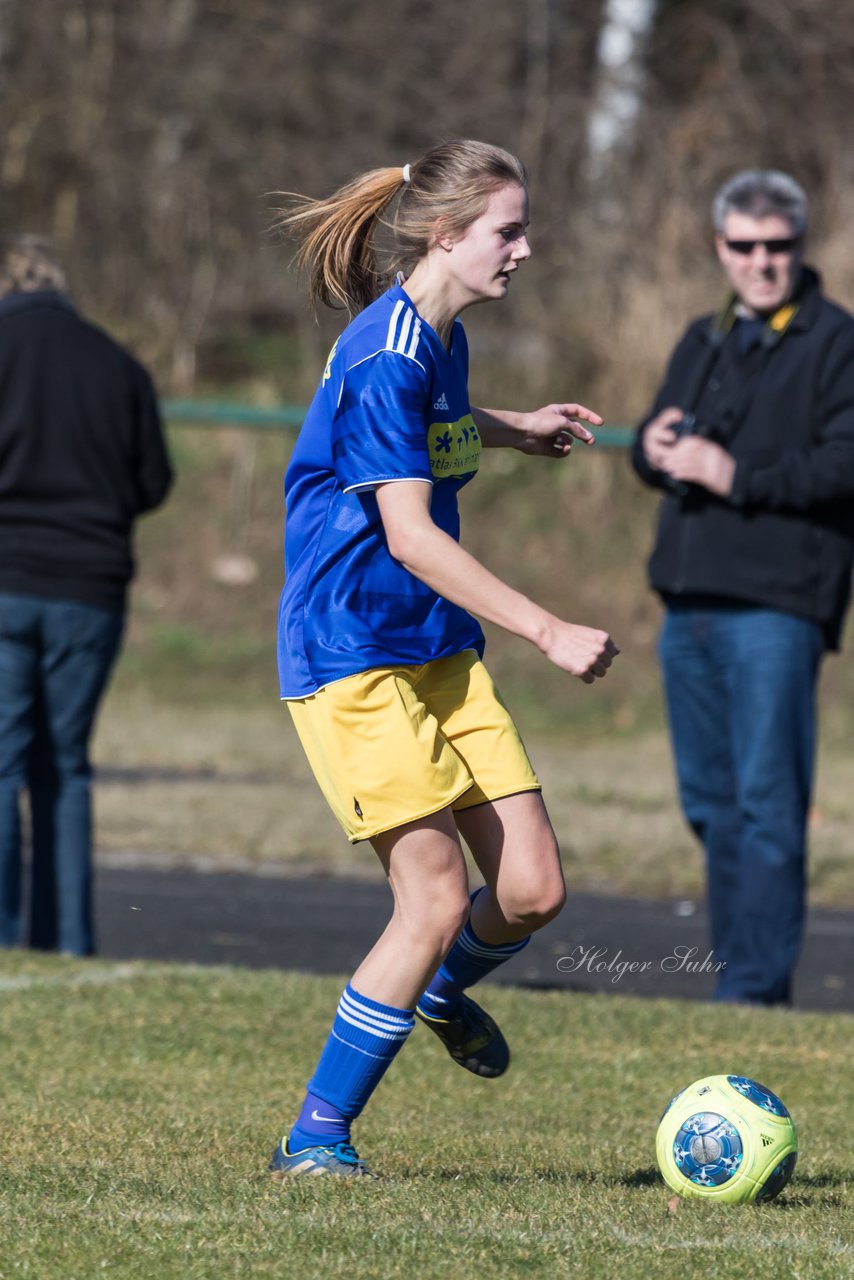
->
[641, 406, 736, 497]
[641, 406, 683, 470]
[515, 402, 603, 457]
[660, 437, 736, 498]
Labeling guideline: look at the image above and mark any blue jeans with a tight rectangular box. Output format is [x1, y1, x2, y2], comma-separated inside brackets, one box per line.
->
[659, 602, 824, 1006]
[0, 593, 124, 954]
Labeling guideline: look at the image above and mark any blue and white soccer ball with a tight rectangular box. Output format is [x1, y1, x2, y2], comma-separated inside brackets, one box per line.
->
[656, 1074, 798, 1204]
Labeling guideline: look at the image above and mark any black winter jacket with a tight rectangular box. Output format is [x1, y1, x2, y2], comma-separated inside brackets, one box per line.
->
[631, 268, 854, 648]
[0, 291, 172, 611]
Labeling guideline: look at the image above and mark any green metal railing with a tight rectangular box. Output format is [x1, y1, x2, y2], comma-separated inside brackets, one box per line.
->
[162, 399, 634, 448]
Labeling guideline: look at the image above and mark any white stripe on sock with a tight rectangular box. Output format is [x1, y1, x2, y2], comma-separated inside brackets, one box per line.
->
[340, 988, 414, 1032]
[336, 1008, 411, 1044]
[457, 929, 528, 960]
[329, 1027, 398, 1061]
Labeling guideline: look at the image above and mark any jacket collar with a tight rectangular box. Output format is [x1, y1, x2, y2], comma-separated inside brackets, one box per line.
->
[0, 289, 77, 319]
[787, 265, 823, 328]
[705, 265, 822, 347]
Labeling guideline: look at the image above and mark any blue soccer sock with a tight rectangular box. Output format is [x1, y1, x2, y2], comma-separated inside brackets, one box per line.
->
[287, 984, 415, 1153]
[417, 891, 530, 1020]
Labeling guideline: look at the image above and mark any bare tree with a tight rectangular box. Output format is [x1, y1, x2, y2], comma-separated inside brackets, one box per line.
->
[0, 0, 851, 410]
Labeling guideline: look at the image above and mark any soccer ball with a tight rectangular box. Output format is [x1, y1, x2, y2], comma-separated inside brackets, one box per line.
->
[656, 1074, 797, 1204]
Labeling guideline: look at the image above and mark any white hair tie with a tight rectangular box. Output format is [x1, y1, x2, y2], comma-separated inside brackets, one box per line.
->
[402, 164, 412, 184]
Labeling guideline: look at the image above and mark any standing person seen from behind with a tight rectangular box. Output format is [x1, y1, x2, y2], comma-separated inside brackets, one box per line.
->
[0, 235, 172, 957]
[631, 171, 854, 1007]
[270, 139, 619, 1179]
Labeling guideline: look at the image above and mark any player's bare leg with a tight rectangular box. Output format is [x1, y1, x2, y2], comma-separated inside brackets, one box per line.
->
[414, 791, 565, 1077]
[457, 790, 566, 943]
[271, 808, 471, 1177]
[353, 808, 471, 1006]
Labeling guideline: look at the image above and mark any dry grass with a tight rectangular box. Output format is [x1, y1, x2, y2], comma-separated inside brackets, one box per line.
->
[94, 426, 854, 906]
[91, 690, 854, 908]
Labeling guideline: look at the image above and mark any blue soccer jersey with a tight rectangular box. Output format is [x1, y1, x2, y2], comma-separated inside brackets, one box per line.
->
[278, 284, 486, 697]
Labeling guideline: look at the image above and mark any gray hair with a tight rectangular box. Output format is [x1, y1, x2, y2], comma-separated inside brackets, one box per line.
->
[0, 234, 67, 298]
[712, 171, 807, 238]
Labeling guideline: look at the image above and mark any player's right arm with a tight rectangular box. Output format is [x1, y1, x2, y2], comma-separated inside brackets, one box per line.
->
[374, 479, 618, 683]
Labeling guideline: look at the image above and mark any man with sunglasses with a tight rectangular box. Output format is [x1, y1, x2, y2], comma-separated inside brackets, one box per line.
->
[631, 170, 854, 1007]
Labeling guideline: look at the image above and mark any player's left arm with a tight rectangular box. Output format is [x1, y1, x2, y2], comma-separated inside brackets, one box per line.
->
[471, 403, 603, 457]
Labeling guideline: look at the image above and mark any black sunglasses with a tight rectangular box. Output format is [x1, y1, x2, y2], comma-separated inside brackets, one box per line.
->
[724, 237, 800, 255]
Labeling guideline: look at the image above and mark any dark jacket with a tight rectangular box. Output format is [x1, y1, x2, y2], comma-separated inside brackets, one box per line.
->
[631, 268, 854, 648]
[0, 291, 172, 611]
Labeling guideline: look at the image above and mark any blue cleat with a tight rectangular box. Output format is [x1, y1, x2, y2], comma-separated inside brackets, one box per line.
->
[268, 1138, 373, 1179]
[415, 993, 509, 1078]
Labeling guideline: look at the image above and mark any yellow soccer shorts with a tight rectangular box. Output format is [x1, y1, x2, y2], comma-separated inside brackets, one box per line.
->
[285, 650, 540, 843]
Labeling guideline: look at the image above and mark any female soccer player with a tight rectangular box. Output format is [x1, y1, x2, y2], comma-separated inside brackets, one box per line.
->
[269, 139, 618, 1178]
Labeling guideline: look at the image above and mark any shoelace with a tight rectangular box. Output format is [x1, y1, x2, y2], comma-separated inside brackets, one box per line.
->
[329, 1142, 361, 1165]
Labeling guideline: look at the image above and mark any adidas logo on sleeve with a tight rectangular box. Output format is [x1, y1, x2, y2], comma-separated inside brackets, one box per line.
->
[433, 392, 449, 412]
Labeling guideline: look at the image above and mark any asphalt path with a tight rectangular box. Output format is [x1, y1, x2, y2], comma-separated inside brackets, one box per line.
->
[93, 865, 853, 1013]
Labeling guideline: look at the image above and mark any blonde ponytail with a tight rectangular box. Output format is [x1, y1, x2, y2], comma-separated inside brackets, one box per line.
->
[276, 167, 406, 314]
[276, 140, 527, 316]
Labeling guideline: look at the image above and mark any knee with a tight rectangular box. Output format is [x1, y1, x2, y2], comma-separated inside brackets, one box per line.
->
[526, 881, 567, 930]
[40, 746, 90, 784]
[499, 876, 567, 933]
[539, 879, 567, 926]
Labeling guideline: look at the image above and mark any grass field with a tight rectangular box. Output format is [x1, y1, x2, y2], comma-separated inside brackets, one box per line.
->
[0, 955, 851, 1280]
